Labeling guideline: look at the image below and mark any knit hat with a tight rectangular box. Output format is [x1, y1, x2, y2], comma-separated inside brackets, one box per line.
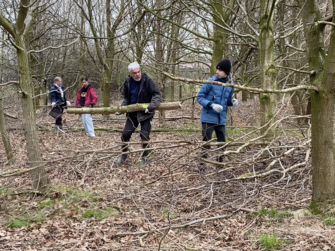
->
[216, 59, 231, 74]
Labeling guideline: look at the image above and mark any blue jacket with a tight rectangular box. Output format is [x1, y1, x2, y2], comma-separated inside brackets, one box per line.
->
[196, 75, 234, 125]
[50, 84, 67, 106]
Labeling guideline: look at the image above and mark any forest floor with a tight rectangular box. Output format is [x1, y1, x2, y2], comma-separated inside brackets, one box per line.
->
[0, 97, 335, 251]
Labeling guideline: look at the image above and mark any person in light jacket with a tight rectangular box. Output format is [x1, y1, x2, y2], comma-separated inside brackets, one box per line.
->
[196, 59, 238, 173]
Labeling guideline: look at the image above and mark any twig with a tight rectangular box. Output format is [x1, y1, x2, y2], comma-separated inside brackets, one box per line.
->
[113, 214, 228, 237]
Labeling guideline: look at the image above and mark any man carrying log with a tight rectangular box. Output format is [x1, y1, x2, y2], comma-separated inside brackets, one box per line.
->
[116, 62, 162, 165]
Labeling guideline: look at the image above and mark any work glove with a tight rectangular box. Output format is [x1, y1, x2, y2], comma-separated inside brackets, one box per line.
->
[145, 108, 149, 113]
[232, 98, 238, 107]
[115, 112, 122, 115]
[66, 101, 71, 106]
[51, 102, 56, 108]
[211, 103, 223, 113]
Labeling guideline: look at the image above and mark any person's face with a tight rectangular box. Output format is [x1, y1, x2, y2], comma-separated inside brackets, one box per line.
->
[82, 79, 89, 87]
[130, 68, 141, 81]
[55, 79, 62, 87]
[216, 69, 227, 79]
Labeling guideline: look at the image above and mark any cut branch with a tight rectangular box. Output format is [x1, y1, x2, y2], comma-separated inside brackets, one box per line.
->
[66, 102, 182, 114]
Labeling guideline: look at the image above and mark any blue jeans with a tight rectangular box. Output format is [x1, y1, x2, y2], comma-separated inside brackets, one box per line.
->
[82, 114, 95, 136]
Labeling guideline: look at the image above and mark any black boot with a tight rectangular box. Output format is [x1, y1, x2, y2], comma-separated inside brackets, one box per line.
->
[140, 143, 150, 165]
[199, 145, 210, 173]
[55, 125, 66, 133]
[216, 155, 223, 163]
[116, 144, 128, 165]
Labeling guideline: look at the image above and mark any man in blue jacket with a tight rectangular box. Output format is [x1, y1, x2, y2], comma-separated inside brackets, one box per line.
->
[196, 59, 238, 173]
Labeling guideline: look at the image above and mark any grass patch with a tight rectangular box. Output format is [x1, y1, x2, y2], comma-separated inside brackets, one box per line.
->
[162, 208, 178, 219]
[0, 187, 7, 195]
[7, 219, 29, 229]
[259, 234, 284, 250]
[54, 186, 101, 203]
[322, 215, 335, 226]
[7, 213, 45, 229]
[227, 127, 250, 135]
[82, 207, 118, 220]
[256, 208, 291, 219]
[38, 199, 55, 209]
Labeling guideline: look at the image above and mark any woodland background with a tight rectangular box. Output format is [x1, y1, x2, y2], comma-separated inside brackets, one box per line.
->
[1, 0, 335, 250]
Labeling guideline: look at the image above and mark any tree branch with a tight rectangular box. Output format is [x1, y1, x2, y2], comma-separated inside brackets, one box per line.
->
[162, 72, 319, 93]
[28, 36, 80, 53]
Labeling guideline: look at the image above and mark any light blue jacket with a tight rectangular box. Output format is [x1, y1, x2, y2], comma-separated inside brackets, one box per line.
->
[196, 75, 234, 125]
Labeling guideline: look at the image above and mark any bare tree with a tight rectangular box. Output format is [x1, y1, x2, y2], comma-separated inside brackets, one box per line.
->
[75, 0, 126, 107]
[0, 0, 49, 190]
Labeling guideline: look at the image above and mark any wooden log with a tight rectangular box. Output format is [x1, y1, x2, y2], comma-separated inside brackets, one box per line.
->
[66, 102, 182, 114]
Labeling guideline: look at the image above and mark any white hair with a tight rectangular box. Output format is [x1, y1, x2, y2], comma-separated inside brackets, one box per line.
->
[54, 76, 62, 82]
[128, 62, 140, 73]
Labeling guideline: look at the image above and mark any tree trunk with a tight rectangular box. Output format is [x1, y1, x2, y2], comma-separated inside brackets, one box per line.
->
[241, 91, 248, 102]
[16, 37, 49, 191]
[0, 89, 14, 165]
[259, 0, 277, 138]
[155, 0, 165, 123]
[0, 30, 14, 164]
[310, 17, 335, 209]
[300, 0, 334, 211]
[209, 0, 234, 75]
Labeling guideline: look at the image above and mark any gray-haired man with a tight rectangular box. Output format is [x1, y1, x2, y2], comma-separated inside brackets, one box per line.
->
[117, 62, 162, 165]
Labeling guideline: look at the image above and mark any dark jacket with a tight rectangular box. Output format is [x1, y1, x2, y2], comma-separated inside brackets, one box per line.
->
[50, 84, 68, 107]
[197, 75, 234, 125]
[121, 73, 162, 122]
[75, 84, 98, 107]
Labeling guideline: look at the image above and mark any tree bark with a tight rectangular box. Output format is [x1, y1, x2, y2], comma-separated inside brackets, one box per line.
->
[16, 36, 49, 190]
[0, 93, 14, 164]
[0, 30, 14, 164]
[259, 0, 277, 138]
[301, 0, 335, 210]
[210, 0, 235, 75]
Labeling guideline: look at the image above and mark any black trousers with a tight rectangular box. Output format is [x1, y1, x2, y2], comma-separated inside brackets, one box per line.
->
[55, 108, 64, 127]
[202, 122, 226, 142]
[121, 112, 152, 142]
[201, 122, 226, 160]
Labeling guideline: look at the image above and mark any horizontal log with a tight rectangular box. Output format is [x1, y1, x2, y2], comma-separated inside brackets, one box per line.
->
[66, 102, 182, 114]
